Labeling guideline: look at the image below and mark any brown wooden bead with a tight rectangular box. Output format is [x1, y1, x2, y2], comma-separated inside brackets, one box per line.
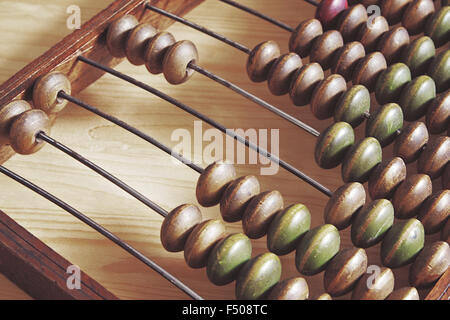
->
[409, 241, 450, 288]
[242, 190, 284, 239]
[267, 277, 309, 300]
[310, 30, 344, 70]
[393, 121, 429, 163]
[402, 0, 435, 35]
[247, 41, 281, 82]
[9, 109, 50, 155]
[106, 15, 139, 58]
[377, 26, 410, 65]
[267, 53, 303, 96]
[289, 63, 324, 106]
[369, 157, 407, 200]
[33, 72, 71, 114]
[418, 190, 450, 234]
[332, 41, 365, 80]
[418, 136, 450, 179]
[196, 160, 236, 207]
[352, 52, 387, 91]
[160, 204, 202, 252]
[381, 0, 413, 24]
[357, 15, 389, 53]
[310, 74, 347, 120]
[352, 267, 395, 300]
[426, 91, 450, 134]
[444, 163, 450, 189]
[392, 174, 432, 219]
[387, 287, 420, 300]
[125, 23, 157, 66]
[145, 32, 176, 75]
[442, 218, 450, 243]
[162, 40, 198, 85]
[184, 219, 226, 268]
[220, 176, 260, 222]
[337, 4, 368, 42]
[316, 293, 332, 300]
[0, 100, 32, 145]
[289, 19, 323, 57]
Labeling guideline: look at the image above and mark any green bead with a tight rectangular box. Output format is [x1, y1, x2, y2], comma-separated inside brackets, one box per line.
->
[381, 219, 425, 268]
[342, 137, 382, 183]
[235, 253, 281, 300]
[399, 75, 436, 121]
[425, 6, 450, 47]
[267, 204, 311, 256]
[403, 36, 436, 76]
[429, 50, 450, 93]
[366, 103, 403, 147]
[334, 85, 371, 128]
[351, 199, 395, 248]
[207, 233, 252, 286]
[375, 63, 412, 104]
[295, 224, 340, 275]
[315, 122, 355, 169]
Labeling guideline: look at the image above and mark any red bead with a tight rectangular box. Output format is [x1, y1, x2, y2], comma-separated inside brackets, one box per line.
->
[316, 0, 349, 29]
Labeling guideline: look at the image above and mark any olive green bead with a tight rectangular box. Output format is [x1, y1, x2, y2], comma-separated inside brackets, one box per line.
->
[381, 219, 425, 268]
[366, 103, 403, 147]
[267, 204, 311, 256]
[375, 63, 412, 104]
[403, 36, 436, 76]
[207, 233, 252, 286]
[235, 253, 282, 300]
[342, 137, 382, 183]
[295, 224, 340, 275]
[267, 277, 309, 300]
[315, 122, 355, 169]
[429, 50, 450, 93]
[425, 6, 450, 47]
[334, 85, 371, 128]
[399, 75, 436, 121]
[351, 199, 395, 248]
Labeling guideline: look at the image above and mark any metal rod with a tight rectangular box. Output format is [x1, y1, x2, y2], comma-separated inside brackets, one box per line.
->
[304, 0, 320, 7]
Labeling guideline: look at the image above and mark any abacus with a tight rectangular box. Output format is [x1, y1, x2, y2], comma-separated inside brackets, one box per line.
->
[0, 0, 448, 300]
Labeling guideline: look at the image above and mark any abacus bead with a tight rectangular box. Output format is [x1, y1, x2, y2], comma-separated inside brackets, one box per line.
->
[324, 182, 366, 230]
[409, 241, 450, 288]
[289, 19, 323, 57]
[351, 199, 395, 248]
[184, 219, 226, 268]
[145, 32, 176, 74]
[334, 85, 370, 127]
[267, 204, 311, 256]
[9, 109, 50, 155]
[196, 160, 236, 207]
[162, 40, 198, 85]
[381, 0, 412, 24]
[352, 267, 394, 300]
[337, 4, 368, 42]
[392, 174, 432, 219]
[267, 277, 309, 300]
[400, 76, 436, 121]
[402, 36, 436, 77]
[442, 218, 450, 242]
[426, 91, 450, 134]
[220, 176, 260, 222]
[341, 137, 382, 183]
[267, 53, 302, 96]
[295, 224, 341, 276]
[332, 42, 366, 80]
[428, 50, 450, 93]
[418, 136, 450, 179]
[310, 30, 344, 70]
[386, 287, 420, 300]
[402, 0, 435, 35]
[393, 121, 429, 163]
[310, 74, 347, 120]
[0, 100, 31, 145]
[368, 157, 407, 200]
[247, 41, 281, 82]
[425, 6, 450, 47]
[315, 122, 355, 169]
[356, 15, 389, 52]
[381, 218, 425, 268]
[125, 23, 157, 66]
[324, 248, 368, 297]
[352, 52, 387, 91]
[289, 63, 324, 106]
[316, 293, 333, 300]
[32, 72, 71, 114]
[443, 163, 450, 189]
[106, 15, 139, 58]
[235, 253, 281, 300]
[377, 26, 410, 65]
[315, 0, 349, 29]
[366, 103, 403, 147]
[206, 233, 252, 286]
[242, 190, 284, 239]
[418, 190, 450, 234]
[375, 63, 412, 104]
[160, 204, 202, 252]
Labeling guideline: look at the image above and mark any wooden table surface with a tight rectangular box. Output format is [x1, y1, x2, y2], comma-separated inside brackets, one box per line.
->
[0, 0, 443, 300]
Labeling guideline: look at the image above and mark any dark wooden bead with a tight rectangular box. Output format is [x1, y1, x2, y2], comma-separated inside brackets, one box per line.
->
[381, 0, 413, 24]
[334, 85, 370, 127]
[247, 41, 281, 82]
[310, 74, 347, 120]
[393, 174, 432, 219]
[425, 6, 450, 47]
[206, 233, 252, 286]
[409, 241, 450, 288]
[387, 287, 419, 300]
[426, 90, 450, 134]
[324, 182, 366, 230]
[289, 63, 324, 106]
[352, 267, 394, 300]
[428, 50, 450, 93]
[0, 100, 31, 145]
[324, 248, 368, 297]
[235, 253, 281, 300]
[443, 163, 450, 189]
[400, 75, 436, 121]
[342, 137, 382, 183]
[369, 157, 407, 200]
[316, 293, 333, 300]
[160, 204, 202, 252]
[310, 30, 344, 70]
[145, 32, 176, 75]
[377, 26, 410, 65]
[220, 176, 260, 222]
[393, 121, 429, 163]
[242, 190, 284, 239]
[375, 63, 412, 105]
[366, 103, 403, 147]
[337, 4, 368, 42]
[352, 52, 387, 91]
[315, 0, 349, 29]
[357, 15, 389, 53]
[403, 36, 436, 77]
[402, 0, 435, 35]
[418, 190, 450, 234]
[162, 40, 198, 85]
[418, 136, 450, 179]
[332, 42, 366, 80]
[106, 15, 139, 58]
[267, 53, 302, 96]
[33, 72, 71, 114]
[267, 277, 309, 300]
[442, 218, 450, 243]
[184, 219, 226, 268]
[289, 19, 323, 57]
[125, 23, 157, 66]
